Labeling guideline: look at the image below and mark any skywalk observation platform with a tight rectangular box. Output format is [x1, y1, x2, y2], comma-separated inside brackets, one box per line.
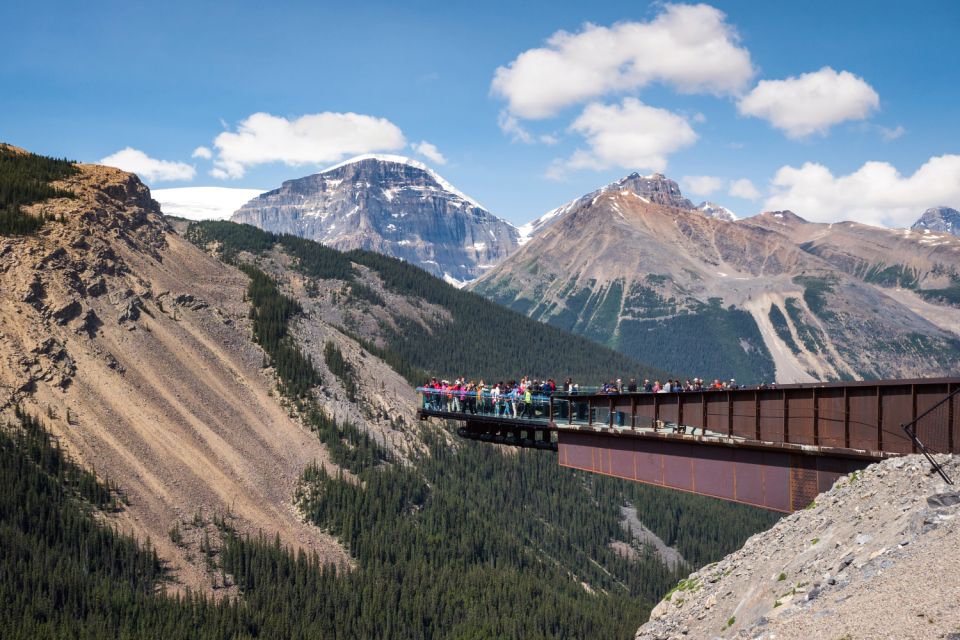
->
[417, 379, 959, 512]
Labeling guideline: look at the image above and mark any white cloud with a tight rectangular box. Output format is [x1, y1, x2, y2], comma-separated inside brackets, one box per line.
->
[100, 147, 195, 183]
[411, 140, 447, 165]
[682, 175, 724, 197]
[764, 155, 960, 227]
[729, 178, 761, 200]
[554, 98, 697, 177]
[492, 3, 753, 120]
[498, 111, 560, 145]
[878, 124, 906, 141]
[191, 146, 213, 160]
[498, 111, 535, 144]
[210, 111, 406, 179]
[738, 67, 879, 138]
[152, 186, 266, 220]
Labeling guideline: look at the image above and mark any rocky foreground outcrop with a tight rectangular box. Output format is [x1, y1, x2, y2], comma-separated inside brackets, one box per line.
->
[636, 455, 960, 640]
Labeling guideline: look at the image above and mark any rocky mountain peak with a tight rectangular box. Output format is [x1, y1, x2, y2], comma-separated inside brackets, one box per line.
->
[757, 210, 808, 225]
[697, 201, 737, 222]
[911, 206, 960, 236]
[616, 172, 694, 210]
[231, 155, 520, 283]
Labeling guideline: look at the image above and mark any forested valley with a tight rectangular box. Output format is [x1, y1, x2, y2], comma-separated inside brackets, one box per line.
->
[0, 181, 780, 638]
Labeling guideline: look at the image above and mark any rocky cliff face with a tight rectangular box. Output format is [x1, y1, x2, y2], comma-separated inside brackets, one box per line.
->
[912, 206, 960, 237]
[231, 155, 520, 284]
[636, 454, 960, 640]
[473, 177, 960, 384]
[0, 157, 425, 592]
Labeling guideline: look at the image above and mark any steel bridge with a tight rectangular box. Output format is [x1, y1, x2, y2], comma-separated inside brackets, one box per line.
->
[417, 379, 959, 512]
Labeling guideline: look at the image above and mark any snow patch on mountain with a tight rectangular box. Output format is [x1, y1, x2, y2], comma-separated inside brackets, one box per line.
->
[323, 154, 488, 211]
[153, 187, 266, 220]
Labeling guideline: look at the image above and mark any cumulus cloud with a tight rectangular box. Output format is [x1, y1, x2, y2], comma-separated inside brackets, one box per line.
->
[210, 112, 406, 179]
[764, 155, 960, 227]
[191, 146, 212, 160]
[738, 67, 879, 138]
[411, 140, 447, 165]
[729, 178, 761, 200]
[551, 98, 697, 178]
[492, 3, 753, 120]
[682, 175, 724, 197]
[100, 147, 195, 183]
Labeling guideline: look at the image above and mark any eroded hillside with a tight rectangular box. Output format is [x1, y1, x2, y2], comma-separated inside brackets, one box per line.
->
[0, 156, 351, 591]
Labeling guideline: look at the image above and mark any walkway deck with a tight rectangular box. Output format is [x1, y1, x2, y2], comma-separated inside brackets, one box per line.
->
[417, 378, 959, 512]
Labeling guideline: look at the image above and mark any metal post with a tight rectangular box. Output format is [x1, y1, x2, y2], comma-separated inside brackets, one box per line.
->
[783, 389, 790, 443]
[911, 384, 918, 454]
[727, 391, 733, 437]
[701, 392, 707, 434]
[950, 382, 956, 453]
[877, 386, 884, 451]
[630, 396, 637, 430]
[812, 387, 820, 447]
[609, 397, 615, 428]
[588, 397, 594, 426]
[843, 386, 850, 449]
[755, 390, 761, 441]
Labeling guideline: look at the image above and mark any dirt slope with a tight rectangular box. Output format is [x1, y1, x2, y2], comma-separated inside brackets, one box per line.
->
[0, 163, 350, 592]
[635, 455, 960, 640]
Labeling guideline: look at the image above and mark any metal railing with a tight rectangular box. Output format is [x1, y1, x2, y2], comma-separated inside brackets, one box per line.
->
[417, 388, 554, 421]
[420, 379, 960, 457]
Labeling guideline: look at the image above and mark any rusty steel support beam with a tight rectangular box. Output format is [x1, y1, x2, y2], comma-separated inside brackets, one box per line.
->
[844, 386, 850, 449]
[911, 384, 918, 454]
[877, 386, 884, 451]
[783, 388, 790, 444]
[950, 382, 956, 453]
[557, 430, 873, 513]
[813, 387, 820, 447]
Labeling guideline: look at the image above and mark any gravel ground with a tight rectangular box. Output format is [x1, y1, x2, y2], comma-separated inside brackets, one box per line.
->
[636, 454, 960, 640]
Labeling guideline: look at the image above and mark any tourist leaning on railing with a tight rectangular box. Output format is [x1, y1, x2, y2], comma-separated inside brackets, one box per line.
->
[418, 375, 755, 417]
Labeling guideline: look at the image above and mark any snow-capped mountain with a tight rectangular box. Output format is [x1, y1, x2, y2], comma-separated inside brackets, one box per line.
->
[697, 201, 737, 222]
[231, 155, 520, 283]
[911, 206, 960, 237]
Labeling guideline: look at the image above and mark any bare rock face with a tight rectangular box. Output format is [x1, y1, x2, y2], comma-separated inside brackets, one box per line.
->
[231, 155, 520, 283]
[912, 206, 960, 236]
[634, 455, 960, 640]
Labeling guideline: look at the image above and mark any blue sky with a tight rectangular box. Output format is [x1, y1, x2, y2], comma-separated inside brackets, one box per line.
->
[2, 0, 959, 227]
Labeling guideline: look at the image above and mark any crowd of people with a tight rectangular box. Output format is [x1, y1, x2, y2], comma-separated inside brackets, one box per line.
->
[420, 377, 557, 418]
[420, 375, 761, 418]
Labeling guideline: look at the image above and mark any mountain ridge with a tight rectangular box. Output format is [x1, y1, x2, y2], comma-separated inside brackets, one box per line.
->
[473, 174, 960, 383]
